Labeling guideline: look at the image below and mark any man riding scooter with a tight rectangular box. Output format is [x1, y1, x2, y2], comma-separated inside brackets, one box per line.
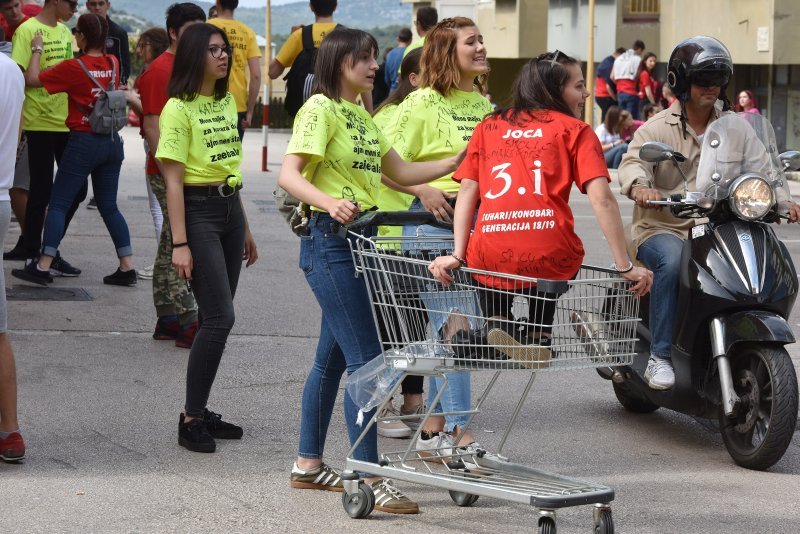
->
[618, 35, 800, 390]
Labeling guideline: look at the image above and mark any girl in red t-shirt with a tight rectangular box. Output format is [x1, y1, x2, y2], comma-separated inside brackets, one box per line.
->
[429, 51, 652, 360]
[636, 52, 658, 109]
[13, 13, 135, 287]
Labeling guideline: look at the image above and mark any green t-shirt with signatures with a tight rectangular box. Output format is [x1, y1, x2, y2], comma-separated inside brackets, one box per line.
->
[386, 86, 492, 193]
[286, 94, 391, 212]
[373, 103, 415, 237]
[12, 18, 72, 132]
[155, 93, 243, 186]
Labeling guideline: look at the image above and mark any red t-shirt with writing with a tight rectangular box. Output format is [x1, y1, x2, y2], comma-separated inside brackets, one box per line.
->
[454, 111, 610, 288]
[137, 51, 175, 174]
[39, 54, 120, 133]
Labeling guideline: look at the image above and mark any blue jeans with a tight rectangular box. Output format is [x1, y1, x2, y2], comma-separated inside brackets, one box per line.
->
[402, 197, 471, 431]
[605, 143, 628, 169]
[617, 92, 640, 120]
[298, 212, 380, 463]
[183, 191, 245, 417]
[42, 131, 130, 258]
[636, 233, 683, 358]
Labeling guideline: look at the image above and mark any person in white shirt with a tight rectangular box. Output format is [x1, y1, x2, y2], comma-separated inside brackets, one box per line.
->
[611, 39, 645, 119]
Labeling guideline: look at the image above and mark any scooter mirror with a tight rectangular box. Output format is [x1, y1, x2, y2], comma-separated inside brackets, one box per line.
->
[639, 142, 675, 162]
[778, 150, 800, 171]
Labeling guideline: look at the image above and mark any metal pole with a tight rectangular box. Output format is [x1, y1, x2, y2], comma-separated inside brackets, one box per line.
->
[585, 0, 596, 127]
[262, 0, 272, 172]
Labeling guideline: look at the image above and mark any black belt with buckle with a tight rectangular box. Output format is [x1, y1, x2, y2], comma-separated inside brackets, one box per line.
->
[184, 183, 242, 198]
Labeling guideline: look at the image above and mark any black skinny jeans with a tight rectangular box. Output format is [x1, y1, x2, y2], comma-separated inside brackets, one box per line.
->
[183, 190, 245, 418]
[24, 131, 88, 257]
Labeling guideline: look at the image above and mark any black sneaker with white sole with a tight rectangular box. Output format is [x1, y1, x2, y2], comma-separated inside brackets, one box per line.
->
[11, 260, 53, 286]
[50, 253, 81, 277]
[103, 268, 137, 287]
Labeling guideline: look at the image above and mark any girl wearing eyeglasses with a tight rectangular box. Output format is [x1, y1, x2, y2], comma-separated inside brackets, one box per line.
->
[155, 23, 258, 454]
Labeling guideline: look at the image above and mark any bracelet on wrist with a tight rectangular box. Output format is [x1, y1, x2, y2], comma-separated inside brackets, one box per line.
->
[452, 254, 467, 267]
[172, 242, 188, 248]
[31, 47, 43, 54]
[613, 260, 634, 274]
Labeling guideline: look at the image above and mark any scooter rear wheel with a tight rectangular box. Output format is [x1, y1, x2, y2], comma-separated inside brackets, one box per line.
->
[719, 343, 798, 471]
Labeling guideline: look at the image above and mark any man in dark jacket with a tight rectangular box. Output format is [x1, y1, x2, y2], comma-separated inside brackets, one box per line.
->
[85, 0, 129, 85]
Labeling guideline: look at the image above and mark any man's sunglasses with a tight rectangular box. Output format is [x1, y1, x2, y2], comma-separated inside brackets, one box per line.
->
[691, 70, 730, 88]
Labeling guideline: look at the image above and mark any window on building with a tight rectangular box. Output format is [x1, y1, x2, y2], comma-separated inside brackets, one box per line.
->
[623, 0, 659, 23]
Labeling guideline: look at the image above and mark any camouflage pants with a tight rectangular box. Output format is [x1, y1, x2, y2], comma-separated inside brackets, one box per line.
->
[147, 173, 198, 323]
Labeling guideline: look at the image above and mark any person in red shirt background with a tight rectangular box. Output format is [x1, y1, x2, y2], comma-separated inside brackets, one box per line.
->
[0, 0, 38, 41]
[636, 52, 658, 114]
[429, 51, 652, 360]
[12, 12, 135, 287]
[135, 2, 204, 348]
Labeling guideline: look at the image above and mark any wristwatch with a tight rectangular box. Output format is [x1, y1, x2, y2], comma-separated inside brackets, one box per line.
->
[31, 46, 43, 54]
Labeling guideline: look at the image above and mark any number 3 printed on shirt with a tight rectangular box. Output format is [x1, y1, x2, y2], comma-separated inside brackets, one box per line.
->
[485, 161, 543, 199]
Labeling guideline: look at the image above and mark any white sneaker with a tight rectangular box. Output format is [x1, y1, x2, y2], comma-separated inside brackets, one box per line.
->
[137, 264, 154, 280]
[453, 440, 488, 471]
[415, 431, 454, 460]
[399, 403, 426, 431]
[377, 405, 413, 439]
[644, 355, 675, 390]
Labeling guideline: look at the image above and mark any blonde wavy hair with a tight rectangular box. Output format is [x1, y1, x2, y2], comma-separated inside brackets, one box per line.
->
[418, 17, 488, 95]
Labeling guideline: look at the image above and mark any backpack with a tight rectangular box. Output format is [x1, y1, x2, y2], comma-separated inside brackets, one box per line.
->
[76, 57, 127, 135]
[283, 24, 338, 117]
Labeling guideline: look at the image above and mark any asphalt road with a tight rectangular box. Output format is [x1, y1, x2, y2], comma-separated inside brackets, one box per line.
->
[1, 127, 799, 533]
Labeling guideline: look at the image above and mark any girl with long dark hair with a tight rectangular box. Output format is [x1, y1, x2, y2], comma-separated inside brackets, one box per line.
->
[155, 23, 258, 453]
[429, 52, 651, 346]
[278, 27, 464, 514]
[636, 52, 658, 110]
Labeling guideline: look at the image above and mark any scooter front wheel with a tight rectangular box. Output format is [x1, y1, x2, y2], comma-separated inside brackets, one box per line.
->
[719, 343, 798, 470]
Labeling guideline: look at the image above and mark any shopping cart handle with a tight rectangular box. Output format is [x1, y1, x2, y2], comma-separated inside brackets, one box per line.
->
[334, 211, 453, 237]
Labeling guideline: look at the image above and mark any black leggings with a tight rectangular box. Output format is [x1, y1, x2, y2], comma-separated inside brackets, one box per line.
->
[183, 191, 245, 417]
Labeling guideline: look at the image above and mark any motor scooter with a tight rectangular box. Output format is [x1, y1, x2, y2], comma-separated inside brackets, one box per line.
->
[592, 113, 800, 470]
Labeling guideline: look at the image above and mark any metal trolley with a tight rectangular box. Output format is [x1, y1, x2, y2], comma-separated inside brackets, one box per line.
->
[337, 213, 639, 533]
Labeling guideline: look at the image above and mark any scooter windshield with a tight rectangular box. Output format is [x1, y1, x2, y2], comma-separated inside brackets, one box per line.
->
[696, 113, 790, 203]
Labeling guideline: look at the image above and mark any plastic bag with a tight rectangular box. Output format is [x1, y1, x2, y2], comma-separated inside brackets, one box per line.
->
[346, 352, 404, 415]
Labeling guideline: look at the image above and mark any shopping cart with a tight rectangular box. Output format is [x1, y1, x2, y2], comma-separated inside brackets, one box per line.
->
[336, 212, 640, 533]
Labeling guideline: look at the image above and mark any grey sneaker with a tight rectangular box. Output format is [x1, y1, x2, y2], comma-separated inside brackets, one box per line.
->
[377, 405, 413, 439]
[488, 328, 551, 369]
[289, 462, 344, 492]
[399, 403, 426, 431]
[372, 478, 419, 514]
[644, 355, 675, 390]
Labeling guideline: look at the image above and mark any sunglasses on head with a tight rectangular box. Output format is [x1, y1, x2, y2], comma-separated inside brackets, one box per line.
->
[691, 70, 730, 88]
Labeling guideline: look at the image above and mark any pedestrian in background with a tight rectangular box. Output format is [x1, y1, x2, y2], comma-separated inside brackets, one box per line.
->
[611, 39, 644, 119]
[126, 27, 169, 281]
[595, 47, 624, 121]
[156, 23, 257, 453]
[11, 0, 84, 277]
[12, 13, 135, 287]
[734, 89, 760, 114]
[384, 26, 411, 91]
[636, 52, 658, 112]
[371, 45, 392, 107]
[209, 0, 262, 140]
[278, 27, 465, 514]
[0, 45, 26, 464]
[402, 5, 436, 60]
[137, 3, 204, 349]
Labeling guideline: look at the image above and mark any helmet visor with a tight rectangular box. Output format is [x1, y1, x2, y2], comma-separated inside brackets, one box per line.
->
[691, 70, 730, 88]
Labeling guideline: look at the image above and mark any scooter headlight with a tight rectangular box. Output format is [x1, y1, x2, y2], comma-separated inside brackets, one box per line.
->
[729, 174, 774, 220]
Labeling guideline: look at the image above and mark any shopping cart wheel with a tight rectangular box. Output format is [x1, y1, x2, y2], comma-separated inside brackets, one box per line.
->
[537, 515, 556, 534]
[593, 507, 614, 534]
[342, 482, 375, 519]
[448, 490, 479, 507]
